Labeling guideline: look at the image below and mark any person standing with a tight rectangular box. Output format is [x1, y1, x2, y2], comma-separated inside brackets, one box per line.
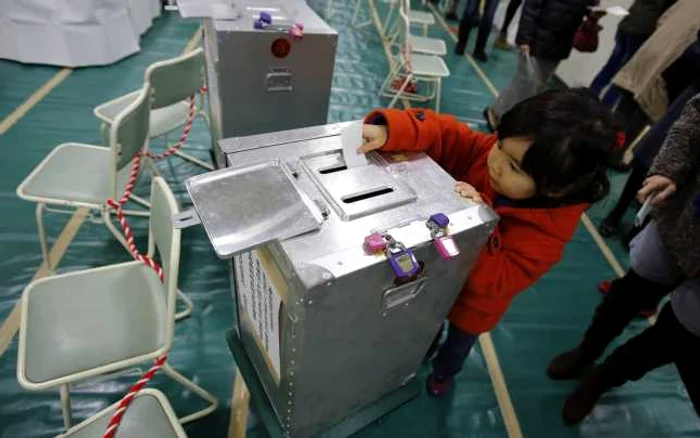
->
[494, 0, 523, 50]
[454, 0, 500, 61]
[548, 93, 700, 424]
[485, 0, 595, 130]
[590, 0, 677, 108]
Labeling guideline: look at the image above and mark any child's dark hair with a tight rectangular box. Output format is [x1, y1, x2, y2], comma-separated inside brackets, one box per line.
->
[497, 88, 618, 204]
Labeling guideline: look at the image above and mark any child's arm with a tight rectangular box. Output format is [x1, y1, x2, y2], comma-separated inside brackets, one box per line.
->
[364, 108, 495, 177]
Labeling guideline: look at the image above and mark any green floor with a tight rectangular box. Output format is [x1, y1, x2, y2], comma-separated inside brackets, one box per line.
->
[0, 2, 697, 437]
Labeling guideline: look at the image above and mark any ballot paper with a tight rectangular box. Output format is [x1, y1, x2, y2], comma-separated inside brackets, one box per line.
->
[590, 5, 629, 17]
[341, 120, 369, 168]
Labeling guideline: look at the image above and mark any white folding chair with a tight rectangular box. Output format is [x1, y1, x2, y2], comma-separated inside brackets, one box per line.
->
[94, 48, 213, 173]
[389, 0, 447, 56]
[17, 83, 152, 274]
[17, 177, 218, 431]
[353, 0, 436, 36]
[57, 389, 188, 438]
[381, 4, 450, 112]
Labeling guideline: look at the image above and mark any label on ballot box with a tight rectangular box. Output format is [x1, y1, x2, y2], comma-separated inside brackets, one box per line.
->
[235, 250, 282, 382]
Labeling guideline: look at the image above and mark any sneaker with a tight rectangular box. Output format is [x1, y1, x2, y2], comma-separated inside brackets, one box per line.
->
[493, 33, 510, 51]
[455, 42, 466, 56]
[426, 374, 453, 397]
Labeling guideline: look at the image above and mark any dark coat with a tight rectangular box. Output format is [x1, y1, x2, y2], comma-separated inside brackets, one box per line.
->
[650, 93, 700, 278]
[516, 0, 595, 61]
[619, 0, 677, 36]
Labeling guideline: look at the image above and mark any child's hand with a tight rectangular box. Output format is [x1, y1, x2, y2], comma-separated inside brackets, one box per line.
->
[455, 181, 483, 203]
[358, 124, 388, 154]
[638, 175, 677, 205]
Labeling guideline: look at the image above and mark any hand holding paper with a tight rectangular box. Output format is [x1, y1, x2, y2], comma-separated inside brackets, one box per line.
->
[341, 121, 369, 168]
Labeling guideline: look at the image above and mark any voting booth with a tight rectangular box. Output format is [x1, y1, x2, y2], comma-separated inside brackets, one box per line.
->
[176, 121, 498, 436]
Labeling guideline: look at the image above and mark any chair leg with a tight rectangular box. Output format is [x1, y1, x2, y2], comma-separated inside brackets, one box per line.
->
[383, 2, 396, 35]
[388, 73, 413, 108]
[435, 78, 442, 113]
[59, 384, 72, 430]
[35, 203, 53, 273]
[175, 289, 194, 321]
[352, 0, 373, 28]
[129, 194, 152, 209]
[423, 23, 428, 36]
[161, 362, 219, 424]
[327, 0, 334, 18]
[173, 150, 215, 171]
[380, 59, 404, 98]
[102, 209, 131, 253]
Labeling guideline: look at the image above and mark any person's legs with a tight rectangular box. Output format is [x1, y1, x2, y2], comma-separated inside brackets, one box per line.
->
[428, 323, 479, 396]
[671, 277, 700, 415]
[473, 0, 500, 60]
[598, 160, 648, 236]
[501, 0, 522, 34]
[548, 223, 682, 380]
[456, 0, 479, 55]
[599, 32, 647, 107]
[446, 0, 460, 20]
[562, 303, 677, 424]
[590, 30, 628, 98]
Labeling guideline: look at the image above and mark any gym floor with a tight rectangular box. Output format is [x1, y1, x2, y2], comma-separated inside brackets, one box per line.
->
[0, 1, 697, 437]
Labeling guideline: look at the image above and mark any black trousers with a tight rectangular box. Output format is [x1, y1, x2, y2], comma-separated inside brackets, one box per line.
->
[601, 303, 700, 415]
[581, 270, 700, 414]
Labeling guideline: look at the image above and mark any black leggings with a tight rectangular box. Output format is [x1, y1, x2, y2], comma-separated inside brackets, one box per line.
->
[501, 0, 522, 34]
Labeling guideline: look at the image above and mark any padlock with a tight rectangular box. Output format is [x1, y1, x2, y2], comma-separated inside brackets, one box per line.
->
[434, 235, 460, 260]
[386, 243, 420, 279]
[364, 232, 387, 254]
[429, 213, 450, 228]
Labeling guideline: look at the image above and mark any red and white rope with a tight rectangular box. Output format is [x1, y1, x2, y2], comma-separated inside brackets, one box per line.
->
[100, 86, 211, 437]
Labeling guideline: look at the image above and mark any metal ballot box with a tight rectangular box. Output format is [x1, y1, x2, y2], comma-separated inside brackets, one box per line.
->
[202, 2, 337, 167]
[180, 122, 498, 437]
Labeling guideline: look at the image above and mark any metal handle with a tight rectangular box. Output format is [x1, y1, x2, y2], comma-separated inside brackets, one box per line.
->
[172, 208, 201, 229]
[382, 276, 428, 313]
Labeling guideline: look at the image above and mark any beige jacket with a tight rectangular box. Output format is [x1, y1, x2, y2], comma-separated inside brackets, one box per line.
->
[612, 0, 700, 121]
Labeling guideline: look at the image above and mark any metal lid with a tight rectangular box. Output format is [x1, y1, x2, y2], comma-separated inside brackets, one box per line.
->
[181, 158, 323, 258]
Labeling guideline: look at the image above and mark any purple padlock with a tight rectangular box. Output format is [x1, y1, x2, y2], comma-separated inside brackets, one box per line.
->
[429, 213, 449, 228]
[259, 11, 273, 24]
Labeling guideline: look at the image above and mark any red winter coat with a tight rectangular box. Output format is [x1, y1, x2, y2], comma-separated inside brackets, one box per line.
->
[366, 109, 588, 334]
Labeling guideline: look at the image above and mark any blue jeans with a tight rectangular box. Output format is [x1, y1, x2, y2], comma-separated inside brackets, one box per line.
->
[431, 324, 479, 379]
[590, 30, 647, 108]
[459, 0, 500, 54]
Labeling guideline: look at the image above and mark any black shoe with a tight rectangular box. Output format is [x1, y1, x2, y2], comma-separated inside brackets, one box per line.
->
[472, 50, 488, 62]
[445, 11, 458, 21]
[455, 43, 466, 56]
[563, 366, 612, 425]
[547, 346, 595, 381]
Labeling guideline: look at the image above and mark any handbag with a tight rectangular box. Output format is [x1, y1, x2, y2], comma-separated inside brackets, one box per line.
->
[573, 15, 602, 53]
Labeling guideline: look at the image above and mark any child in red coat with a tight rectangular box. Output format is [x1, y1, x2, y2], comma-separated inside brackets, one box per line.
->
[360, 88, 619, 396]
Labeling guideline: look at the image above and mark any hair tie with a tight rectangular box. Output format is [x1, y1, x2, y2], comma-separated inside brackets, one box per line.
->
[615, 132, 626, 149]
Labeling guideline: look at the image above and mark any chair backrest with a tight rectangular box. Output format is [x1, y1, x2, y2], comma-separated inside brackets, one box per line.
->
[148, 177, 181, 330]
[109, 82, 151, 198]
[145, 47, 205, 109]
[398, 1, 413, 65]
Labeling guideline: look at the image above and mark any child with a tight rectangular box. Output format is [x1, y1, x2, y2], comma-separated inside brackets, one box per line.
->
[360, 88, 619, 396]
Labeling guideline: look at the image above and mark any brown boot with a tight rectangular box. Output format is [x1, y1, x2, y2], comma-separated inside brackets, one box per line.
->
[563, 366, 612, 425]
[547, 346, 595, 380]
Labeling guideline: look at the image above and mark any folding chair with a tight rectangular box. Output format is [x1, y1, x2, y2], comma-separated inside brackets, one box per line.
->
[352, 0, 435, 36]
[94, 48, 213, 173]
[17, 83, 152, 274]
[381, 4, 450, 111]
[17, 177, 218, 431]
[389, 0, 447, 56]
[57, 389, 188, 438]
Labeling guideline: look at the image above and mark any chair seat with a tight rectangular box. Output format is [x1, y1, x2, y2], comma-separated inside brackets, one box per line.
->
[410, 53, 450, 77]
[19, 261, 168, 386]
[60, 390, 185, 438]
[409, 10, 435, 25]
[17, 143, 133, 206]
[409, 35, 447, 56]
[94, 90, 190, 138]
